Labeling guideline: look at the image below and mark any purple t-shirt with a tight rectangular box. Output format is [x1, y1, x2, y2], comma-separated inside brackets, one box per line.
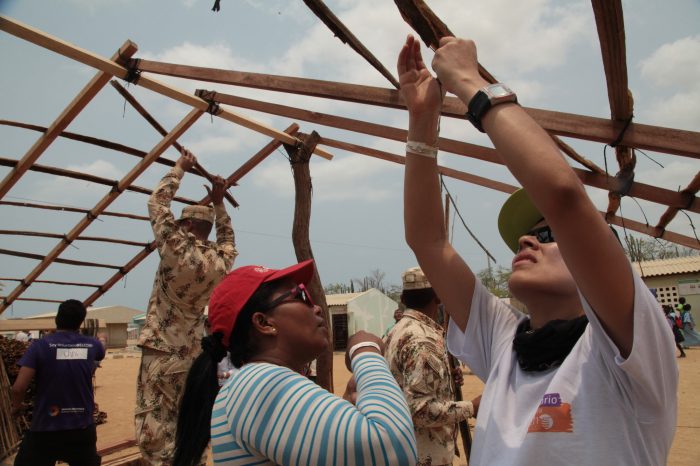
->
[18, 331, 105, 431]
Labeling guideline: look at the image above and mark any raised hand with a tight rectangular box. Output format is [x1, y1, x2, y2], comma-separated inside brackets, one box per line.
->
[204, 175, 227, 205]
[175, 148, 196, 172]
[397, 34, 444, 118]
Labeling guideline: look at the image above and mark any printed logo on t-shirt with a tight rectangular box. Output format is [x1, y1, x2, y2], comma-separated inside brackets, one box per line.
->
[56, 347, 88, 360]
[528, 392, 573, 433]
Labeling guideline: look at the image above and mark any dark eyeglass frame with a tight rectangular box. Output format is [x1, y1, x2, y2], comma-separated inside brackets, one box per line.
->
[262, 283, 315, 311]
[525, 225, 555, 245]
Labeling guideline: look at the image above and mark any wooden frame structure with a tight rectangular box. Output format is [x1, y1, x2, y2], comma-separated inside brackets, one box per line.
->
[1, 0, 699, 309]
[0, 1, 699, 403]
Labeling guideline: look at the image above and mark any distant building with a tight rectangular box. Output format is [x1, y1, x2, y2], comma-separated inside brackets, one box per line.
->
[326, 288, 398, 350]
[633, 256, 700, 320]
[24, 305, 143, 348]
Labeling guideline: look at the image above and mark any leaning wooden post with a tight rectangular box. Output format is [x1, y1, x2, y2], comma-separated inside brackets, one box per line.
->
[284, 131, 334, 392]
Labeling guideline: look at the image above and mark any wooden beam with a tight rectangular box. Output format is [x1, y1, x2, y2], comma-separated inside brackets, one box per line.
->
[0, 248, 121, 269]
[210, 91, 699, 213]
[0, 16, 332, 160]
[0, 201, 149, 221]
[82, 124, 299, 307]
[0, 157, 197, 206]
[109, 81, 239, 207]
[655, 171, 700, 231]
[0, 39, 137, 200]
[0, 109, 204, 315]
[302, 0, 399, 88]
[320, 135, 700, 249]
[0, 230, 149, 248]
[139, 60, 700, 158]
[0, 278, 102, 288]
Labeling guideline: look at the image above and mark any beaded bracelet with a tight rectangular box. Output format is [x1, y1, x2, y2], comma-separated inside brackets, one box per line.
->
[348, 341, 382, 361]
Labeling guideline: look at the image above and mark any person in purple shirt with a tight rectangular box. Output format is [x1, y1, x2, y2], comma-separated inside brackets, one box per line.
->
[11, 299, 105, 466]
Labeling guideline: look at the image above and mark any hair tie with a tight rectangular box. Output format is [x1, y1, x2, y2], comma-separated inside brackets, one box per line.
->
[201, 333, 227, 363]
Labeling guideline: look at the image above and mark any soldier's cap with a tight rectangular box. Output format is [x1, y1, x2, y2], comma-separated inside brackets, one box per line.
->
[402, 266, 432, 291]
[497, 188, 543, 254]
[208, 259, 315, 347]
[180, 205, 215, 223]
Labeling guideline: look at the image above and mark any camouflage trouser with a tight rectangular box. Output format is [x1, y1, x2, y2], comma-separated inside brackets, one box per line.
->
[135, 348, 204, 466]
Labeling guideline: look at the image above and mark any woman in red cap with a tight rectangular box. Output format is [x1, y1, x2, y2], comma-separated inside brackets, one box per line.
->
[173, 259, 417, 466]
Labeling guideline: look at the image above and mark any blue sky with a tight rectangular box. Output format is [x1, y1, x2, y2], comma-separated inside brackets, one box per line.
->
[1, 0, 698, 317]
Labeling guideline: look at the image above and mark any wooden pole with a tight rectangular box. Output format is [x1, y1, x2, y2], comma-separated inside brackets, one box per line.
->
[0, 40, 137, 200]
[0, 201, 149, 221]
[284, 131, 334, 392]
[0, 230, 149, 248]
[0, 248, 121, 269]
[0, 278, 102, 288]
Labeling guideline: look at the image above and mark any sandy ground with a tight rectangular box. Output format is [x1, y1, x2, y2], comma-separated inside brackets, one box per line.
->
[90, 347, 700, 465]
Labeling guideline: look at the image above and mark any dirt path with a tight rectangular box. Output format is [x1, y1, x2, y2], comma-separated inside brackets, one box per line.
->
[94, 348, 700, 465]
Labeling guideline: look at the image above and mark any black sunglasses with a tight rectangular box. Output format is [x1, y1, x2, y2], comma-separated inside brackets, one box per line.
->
[263, 283, 315, 311]
[525, 225, 555, 244]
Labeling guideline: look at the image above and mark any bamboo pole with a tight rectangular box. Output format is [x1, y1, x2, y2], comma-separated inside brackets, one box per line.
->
[0, 15, 333, 160]
[0, 39, 137, 199]
[83, 123, 300, 306]
[0, 108, 204, 314]
[0, 278, 102, 288]
[0, 248, 121, 269]
[0, 230, 149, 247]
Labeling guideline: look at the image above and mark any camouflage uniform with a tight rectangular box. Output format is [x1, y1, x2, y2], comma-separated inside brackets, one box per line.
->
[135, 166, 237, 465]
[384, 309, 473, 466]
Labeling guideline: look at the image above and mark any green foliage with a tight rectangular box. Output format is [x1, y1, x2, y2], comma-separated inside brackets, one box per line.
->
[477, 265, 512, 298]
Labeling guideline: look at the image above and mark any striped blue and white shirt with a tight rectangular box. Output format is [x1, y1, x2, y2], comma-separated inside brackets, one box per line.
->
[211, 352, 417, 465]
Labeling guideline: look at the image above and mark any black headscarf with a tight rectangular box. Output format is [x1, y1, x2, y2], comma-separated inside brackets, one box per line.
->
[513, 315, 589, 371]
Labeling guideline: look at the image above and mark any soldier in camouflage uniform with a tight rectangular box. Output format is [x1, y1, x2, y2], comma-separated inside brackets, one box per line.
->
[384, 266, 477, 466]
[135, 148, 237, 465]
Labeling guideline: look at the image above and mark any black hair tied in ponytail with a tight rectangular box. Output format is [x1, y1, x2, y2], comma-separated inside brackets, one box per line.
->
[173, 332, 227, 466]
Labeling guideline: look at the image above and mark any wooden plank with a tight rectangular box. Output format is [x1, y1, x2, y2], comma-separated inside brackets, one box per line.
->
[0, 230, 149, 248]
[0, 201, 149, 221]
[320, 136, 699, 249]
[0, 278, 102, 288]
[140, 60, 700, 158]
[0, 109, 204, 315]
[212, 91, 699, 213]
[0, 248, 120, 269]
[303, 0, 399, 88]
[0, 15, 331, 160]
[82, 124, 300, 307]
[0, 39, 137, 200]
[655, 171, 700, 231]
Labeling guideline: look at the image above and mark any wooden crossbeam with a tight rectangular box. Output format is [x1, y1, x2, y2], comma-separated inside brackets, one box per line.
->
[302, 0, 400, 88]
[319, 136, 700, 249]
[0, 157, 197, 206]
[0, 248, 121, 269]
[0, 201, 149, 221]
[0, 109, 204, 314]
[0, 40, 137, 200]
[0, 15, 333, 160]
[655, 172, 700, 231]
[137, 60, 700, 158]
[0, 230, 149, 248]
[0, 278, 102, 288]
[207, 90, 699, 214]
[82, 123, 300, 307]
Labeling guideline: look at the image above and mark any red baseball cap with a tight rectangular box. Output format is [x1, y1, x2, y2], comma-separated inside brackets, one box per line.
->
[208, 259, 315, 347]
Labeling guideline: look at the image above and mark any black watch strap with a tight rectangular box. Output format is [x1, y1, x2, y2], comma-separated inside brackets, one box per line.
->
[465, 91, 491, 133]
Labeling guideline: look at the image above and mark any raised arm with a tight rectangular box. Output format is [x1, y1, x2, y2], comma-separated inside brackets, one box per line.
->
[400, 35, 477, 332]
[207, 175, 237, 269]
[432, 37, 635, 356]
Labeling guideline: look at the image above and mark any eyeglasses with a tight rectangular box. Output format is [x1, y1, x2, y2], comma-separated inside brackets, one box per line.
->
[525, 225, 555, 244]
[263, 283, 315, 310]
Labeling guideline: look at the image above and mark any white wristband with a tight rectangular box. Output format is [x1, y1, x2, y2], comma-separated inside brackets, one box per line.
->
[348, 341, 381, 361]
[406, 140, 438, 159]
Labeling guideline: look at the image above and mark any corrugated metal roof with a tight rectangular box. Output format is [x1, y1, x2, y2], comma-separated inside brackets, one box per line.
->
[325, 290, 370, 306]
[632, 255, 700, 278]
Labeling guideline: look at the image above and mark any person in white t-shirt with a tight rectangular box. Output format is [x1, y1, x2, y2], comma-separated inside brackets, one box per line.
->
[398, 34, 678, 465]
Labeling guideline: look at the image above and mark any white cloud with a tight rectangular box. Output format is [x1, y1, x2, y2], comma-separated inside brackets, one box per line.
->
[35, 160, 123, 203]
[638, 35, 700, 130]
[252, 153, 397, 202]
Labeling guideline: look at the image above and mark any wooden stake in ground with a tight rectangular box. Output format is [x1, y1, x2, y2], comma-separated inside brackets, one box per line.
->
[285, 131, 334, 392]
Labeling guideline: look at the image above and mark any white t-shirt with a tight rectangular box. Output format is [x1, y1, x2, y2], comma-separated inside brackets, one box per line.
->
[447, 272, 677, 466]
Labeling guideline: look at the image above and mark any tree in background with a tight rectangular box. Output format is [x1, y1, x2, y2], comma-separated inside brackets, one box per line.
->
[352, 269, 387, 293]
[477, 265, 512, 298]
[624, 236, 698, 263]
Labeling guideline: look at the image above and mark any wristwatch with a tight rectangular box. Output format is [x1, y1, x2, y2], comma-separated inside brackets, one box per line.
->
[465, 83, 518, 132]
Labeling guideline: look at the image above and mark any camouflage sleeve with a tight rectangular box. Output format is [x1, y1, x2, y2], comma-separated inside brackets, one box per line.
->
[400, 339, 474, 428]
[147, 166, 188, 258]
[213, 203, 237, 270]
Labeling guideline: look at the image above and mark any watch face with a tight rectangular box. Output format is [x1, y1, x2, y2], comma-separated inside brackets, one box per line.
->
[487, 84, 513, 98]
